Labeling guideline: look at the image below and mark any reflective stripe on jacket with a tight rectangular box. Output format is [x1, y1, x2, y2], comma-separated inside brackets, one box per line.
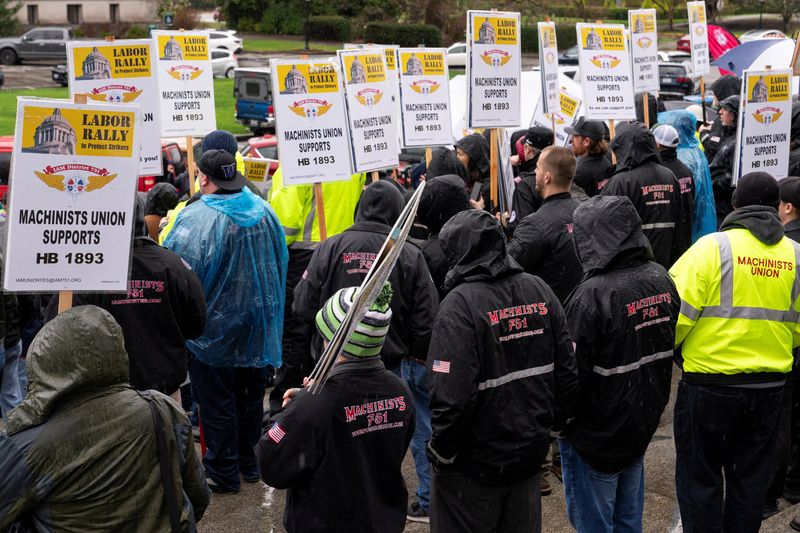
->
[670, 228, 800, 384]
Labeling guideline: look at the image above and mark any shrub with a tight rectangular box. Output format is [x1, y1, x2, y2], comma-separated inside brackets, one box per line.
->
[125, 25, 148, 39]
[519, 24, 579, 52]
[363, 22, 441, 47]
[260, 1, 305, 35]
[306, 15, 350, 42]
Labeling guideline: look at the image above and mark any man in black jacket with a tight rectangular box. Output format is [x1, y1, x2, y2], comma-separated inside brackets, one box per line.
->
[562, 195, 678, 532]
[426, 209, 578, 533]
[508, 146, 582, 305]
[601, 121, 691, 268]
[258, 283, 415, 533]
[709, 95, 740, 227]
[700, 74, 742, 161]
[510, 127, 554, 229]
[47, 195, 207, 399]
[293, 180, 437, 520]
[654, 124, 695, 235]
[566, 117, 611, 197]
[789, 103, 800, 178]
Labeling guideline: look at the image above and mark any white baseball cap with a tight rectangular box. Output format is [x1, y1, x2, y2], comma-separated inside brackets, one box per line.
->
[652, 124, 680, 148]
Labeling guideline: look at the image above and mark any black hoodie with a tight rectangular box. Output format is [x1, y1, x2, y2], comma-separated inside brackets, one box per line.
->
[50, 195, 208, 394]
[564, 196, 679, 474]
[709, 96, 741, 226]
[426, 147, 469, 185]
[719, 205, 784, 245]
[454, 133, 494, 211]
[426, 209, 578, 485]
[417, 175, 469, 299]
[602, 122, 691, 268]
[294, 181, 438, 368]
[702, 75, 742, 161]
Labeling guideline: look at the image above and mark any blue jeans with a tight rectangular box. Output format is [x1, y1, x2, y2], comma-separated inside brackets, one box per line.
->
[188, 353, 269, 491]
[0, 342, 22, 419]
[17, 356, 27, 401]
[401, 358, 431, 511]
[559, 437, 644, 533]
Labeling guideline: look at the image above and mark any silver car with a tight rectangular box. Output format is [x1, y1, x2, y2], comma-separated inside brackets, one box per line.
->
[211, 49, 238, 78]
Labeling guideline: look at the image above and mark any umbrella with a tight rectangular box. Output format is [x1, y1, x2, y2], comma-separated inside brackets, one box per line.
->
[708, 25, 740, 60]
[712, 38, 796, 77]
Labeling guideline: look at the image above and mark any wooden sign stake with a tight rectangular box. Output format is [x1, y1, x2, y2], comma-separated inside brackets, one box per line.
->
[313, 182, 327, 241]
[642, 91, 650, 127]
[187, 136, 196, 196]
[490, 128, 498, 207]
[425, 147, 432, 166]
[609, 120, 616, 165]
[371, 171, 379, 183]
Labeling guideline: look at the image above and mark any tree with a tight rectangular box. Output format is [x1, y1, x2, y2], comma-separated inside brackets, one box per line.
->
[0, 0, 20, 37]
[768, 0, 800, 31]
[650, 0, 678, 30]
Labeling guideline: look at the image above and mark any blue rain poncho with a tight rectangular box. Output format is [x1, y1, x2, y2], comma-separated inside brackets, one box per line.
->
[164, 188, 288, 368]
[658, 110, 717, 241]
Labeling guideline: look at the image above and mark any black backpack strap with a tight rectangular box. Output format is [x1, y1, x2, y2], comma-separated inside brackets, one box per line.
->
[138, 390, 182, 533]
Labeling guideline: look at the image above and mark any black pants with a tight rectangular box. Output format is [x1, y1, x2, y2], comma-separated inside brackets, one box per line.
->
[268, 247, 314, 415]
[674, 381, 783, 533]
[766, 379, 793, 504]
[430, 468, 541, 533]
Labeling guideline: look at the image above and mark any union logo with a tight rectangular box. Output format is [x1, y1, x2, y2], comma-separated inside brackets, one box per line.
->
[409, 79, 441, 95]
[84, 84, 143, 103]
[752, 106, 783, 124]
[289, 98, 332, 118]
[480, 50, 512, 67]
[694, 26, 705, 37]
[34, 163, 116, 201]
[590, 54, 621, 69]
[545, 51, 556, 64]
[636, 36, 652, 49]
[167, 65, 202, 81]
[355, 88, 383, 106]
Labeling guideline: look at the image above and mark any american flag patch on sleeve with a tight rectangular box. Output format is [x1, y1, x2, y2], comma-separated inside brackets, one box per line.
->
[268, 423, 286, 443]
[432, 359, 451, 374]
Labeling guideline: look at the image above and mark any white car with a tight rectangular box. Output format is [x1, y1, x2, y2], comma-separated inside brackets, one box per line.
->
[739, 29, 786, 43]
[209, 30, 243, 54]
[447, 42, 467, 68]
[211, 48, 238, 78]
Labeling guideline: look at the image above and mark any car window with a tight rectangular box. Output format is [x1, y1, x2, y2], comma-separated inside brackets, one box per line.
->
[660, 65, 686, 77]
[211, 50, 227, 60]
[26, 30, 46, 40]
[452, 45, 466, 54]
[239, 78, 267, 99]
[0, 152, 10, 185]
[256, 145, 278, 159]
[210, 33, 226, 39]
[44, 30, 63, 40]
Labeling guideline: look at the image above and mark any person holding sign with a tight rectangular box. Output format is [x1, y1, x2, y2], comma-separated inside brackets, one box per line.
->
[700, 75, 742, 162]
[164, 149, 288, 495]
[709, 95, 741, 227]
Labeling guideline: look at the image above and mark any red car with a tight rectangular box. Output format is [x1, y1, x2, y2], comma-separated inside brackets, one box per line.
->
[240, 134, 279, 178]
[0, 135, 12, 201]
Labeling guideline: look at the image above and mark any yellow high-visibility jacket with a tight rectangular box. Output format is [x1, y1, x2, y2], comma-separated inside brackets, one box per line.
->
[268, 167, 365, 248]
[670, 226, 800, 384]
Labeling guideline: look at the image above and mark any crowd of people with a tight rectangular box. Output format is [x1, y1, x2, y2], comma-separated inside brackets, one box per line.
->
[1, 70, 800, 533]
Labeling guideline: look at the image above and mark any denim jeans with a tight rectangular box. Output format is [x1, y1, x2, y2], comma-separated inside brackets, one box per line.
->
[674, 381, 783, 533]
[17, 356, 27, 401]
[188, 353, 269, 491]
[0, 342, 22, 419]
[559, 437, 644, 533]
[401, 358, 432, 511]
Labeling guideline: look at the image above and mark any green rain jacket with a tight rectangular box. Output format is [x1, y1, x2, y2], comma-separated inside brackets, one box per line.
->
[0, 306, 210, 532]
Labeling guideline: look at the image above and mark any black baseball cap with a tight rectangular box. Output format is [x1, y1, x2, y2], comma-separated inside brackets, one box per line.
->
[780, 176, 800, 207]
[564, 117, 605, 142]
[524, 127, 554, 150]
[198, 149, 246, 191]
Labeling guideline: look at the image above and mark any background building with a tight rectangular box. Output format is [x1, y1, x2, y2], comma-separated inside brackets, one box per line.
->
[17, 0, 158, 26]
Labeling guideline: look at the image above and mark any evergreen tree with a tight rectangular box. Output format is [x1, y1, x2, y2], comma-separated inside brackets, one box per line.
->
[0, 0, 20, 37]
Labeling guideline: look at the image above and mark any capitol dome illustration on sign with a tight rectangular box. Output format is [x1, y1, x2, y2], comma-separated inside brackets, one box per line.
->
[405, 54, 423, 76]
[77, 47, 111, 80]
[22, 108, 77, 155]
[162, 37, 183, 61]
[281, 65, 308, 94]
[586, 29, 603, 50]
[477, 18, 496, 44]
[349, 57, 367, 84]
[751, 77, 769, 103]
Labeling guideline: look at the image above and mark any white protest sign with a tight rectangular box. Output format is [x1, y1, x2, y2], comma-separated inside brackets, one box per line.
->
[5, 99, 141, 292]
[576, 23, 636, 120]
[67, 39, 161, 176]
[531, 88, 583, 147]
[396, 48, 453, 147]
[733, 69, 791, 183]
[270, 59, 353, 185]
[152, 30, 216, 136]
[687, 1, 710, 77]
[628, 9, 660, 93]
[538, 22, 560, 114]
[467, 10, 521, 128]
[338, 49, 400, 172]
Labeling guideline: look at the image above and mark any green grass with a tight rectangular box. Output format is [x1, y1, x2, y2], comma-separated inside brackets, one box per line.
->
[244, 38, 340, 53]
[0, 79, 248, 136]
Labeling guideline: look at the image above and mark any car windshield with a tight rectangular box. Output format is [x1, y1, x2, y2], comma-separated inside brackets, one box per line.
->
[660, 65, 685, 77]
[256, 145, 278, 159]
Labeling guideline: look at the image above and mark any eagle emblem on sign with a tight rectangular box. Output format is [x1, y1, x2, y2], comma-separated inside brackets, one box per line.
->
[355, 88, 383, 107]
[409, 80, 441, 95]
[35, 164, 116, 202]
[85, 85, 143, 103]
[480, 50, 512, 67]
[288, 99, 333, 118]
[590, 54, 622, 69]
[167, 65, 203, 81]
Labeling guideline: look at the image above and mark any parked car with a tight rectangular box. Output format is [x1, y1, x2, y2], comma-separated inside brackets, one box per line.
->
[240, 134, 280, 178]
[211, 49, 238, 78]
[739, 29, 786, 42]
[209, 30, 243, 54]
[659, 62, 694, 100]
[51, 64, 68, 86]
[234, 67, 275, 135]
[558, 45, 580, 65]
[447, 42, 467, 68]
[0, 136, 12, 201]
[657, 50, 691, 63]
[0, 27, 73, 65]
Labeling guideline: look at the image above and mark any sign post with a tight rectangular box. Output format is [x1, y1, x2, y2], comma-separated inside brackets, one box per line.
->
[5, 97, 141, 303]
[628, 8, 660, 127]
[687, 1, 710, 123]
[733, 67, 791, 183]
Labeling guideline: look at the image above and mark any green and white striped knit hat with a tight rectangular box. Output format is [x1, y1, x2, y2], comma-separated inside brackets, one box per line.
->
[315, 282, 393, 358]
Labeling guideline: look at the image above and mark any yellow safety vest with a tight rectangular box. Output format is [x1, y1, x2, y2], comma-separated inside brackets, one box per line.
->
[670, 228, 800, 377]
